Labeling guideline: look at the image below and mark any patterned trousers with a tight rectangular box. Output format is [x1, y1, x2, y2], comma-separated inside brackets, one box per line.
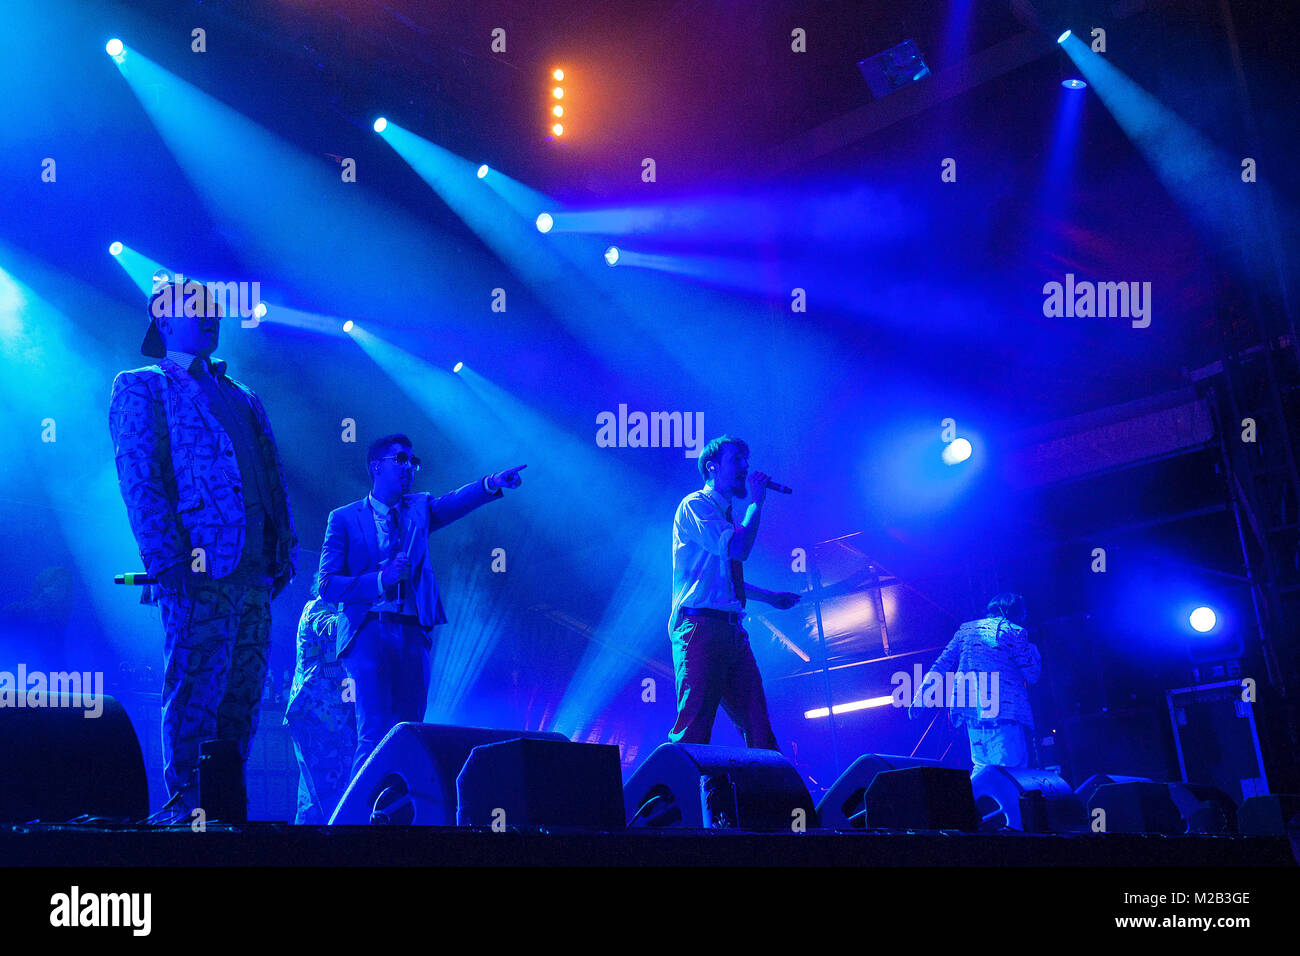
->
[967, 721, 1030, 774]
[668, 612, 779, 750]
[157, 577, 271, 810]
[285, 664, 356, 824]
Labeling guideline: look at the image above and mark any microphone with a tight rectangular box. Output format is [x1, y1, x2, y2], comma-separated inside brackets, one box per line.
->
[764, 479, 793, 495]
[115, 572, 155, 585]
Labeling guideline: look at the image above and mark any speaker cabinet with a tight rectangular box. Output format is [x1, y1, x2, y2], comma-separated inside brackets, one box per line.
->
[816, 754, 948, 829]
[864, 766, 978, 831]
[970, 766, 1086, 832]
[1238, 794, 1300, 835]
[1166, 782, 1237, 833]
[0, 693, 148, 822]
[328, 723, 567, 825]
[624, 744, 815, 830]
[456, 737, 625, 829]
[1087, 781, 1184, 834]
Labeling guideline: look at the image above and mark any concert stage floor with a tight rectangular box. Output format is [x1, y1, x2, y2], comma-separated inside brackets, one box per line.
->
[2, 823, 1293, 868]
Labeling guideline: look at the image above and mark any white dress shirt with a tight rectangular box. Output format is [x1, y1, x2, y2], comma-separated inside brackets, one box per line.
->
[670, 484, 743, 629]
[368, 493, 410, 612]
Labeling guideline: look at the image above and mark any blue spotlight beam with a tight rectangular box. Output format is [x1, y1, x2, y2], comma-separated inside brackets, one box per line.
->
[377, 121, 682, 376]
[109, 243, 169, 296]
[456, 366, 671, 739]
[347, 325, 514, 470]
[0, 241, 164, 657]
[1059, 34, 1292, 289]
[108, 50, 496, 331]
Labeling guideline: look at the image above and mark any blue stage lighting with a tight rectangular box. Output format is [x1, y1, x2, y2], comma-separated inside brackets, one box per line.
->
[151, 269, 171, 287]
[1190, 607, 1216, 632]
[476, 165, 489, 179]
[453, 361, 464, 373]
[252, 302, 268, 319]
[1062, 78, 1087, 90]
[941, 437, 972, 465]
[106, 38, 124, 59]
[536, 212, 554, 234]
[603, 246, 620, 266]
[343, 320, 354, 333]
[1057, 29, 1072, 44]
[108, 241, 123, 256]
[373, 117, 388, 133]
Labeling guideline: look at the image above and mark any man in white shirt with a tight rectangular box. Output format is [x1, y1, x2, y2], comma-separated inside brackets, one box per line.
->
[669, 435, 800, 750]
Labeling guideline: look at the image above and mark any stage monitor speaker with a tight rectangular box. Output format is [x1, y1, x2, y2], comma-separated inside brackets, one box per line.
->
[456, 737, 624, 830]
[1087, 781, 1183, 834]
[816, 754, 947, 830]
[328, 723, 568, 825]
[1074, 772, 1152, 808]
[864, 766, 978, 831]
[1166, 782, 1237, 833]
[0, 693, 148, 822]
[1237, 794, 1300, 836]
[199, 738, 247, 823]
[970, 766, 1086, 832]
[624, 744, 815, 830]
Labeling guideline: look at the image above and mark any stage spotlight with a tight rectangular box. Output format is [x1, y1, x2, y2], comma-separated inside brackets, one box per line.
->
[941, 437, 972, 465]
[552, 87, 564, 99]
[476, 164, 489, 179]
[553, 69, 564, 81]
[1190, 606, 1217, 633]
[152, 269, 171, 287]
[373, 117, 388, 133]
[1062, 78, 1087, 90]
[108, 241, 123, 256]
[105, 38, 124, 60]
[552, 105, 564, 118]
[1057, 29, 1072, 44]
[603, 246, 620, 266]
[453, 361, 464, 373]
[536, 212, 554, 234]
[252, 302, 267, 320]
[552, 123, 564, 136]
[343, 320, 354, 333]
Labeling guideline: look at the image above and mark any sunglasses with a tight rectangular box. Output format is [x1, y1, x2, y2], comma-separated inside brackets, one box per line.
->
[379, 452, 421, 471]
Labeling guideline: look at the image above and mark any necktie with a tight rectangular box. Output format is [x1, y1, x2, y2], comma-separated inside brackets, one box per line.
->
[724, 504, 745, 608]
[384, 508, 403, 606]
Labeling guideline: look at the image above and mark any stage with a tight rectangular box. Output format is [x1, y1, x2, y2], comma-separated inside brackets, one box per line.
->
[3, 822, 1293, 868]
[4, 0, 1300, 938]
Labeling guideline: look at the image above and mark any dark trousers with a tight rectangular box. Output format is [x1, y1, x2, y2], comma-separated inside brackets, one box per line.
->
[340, 616, 431, 779]
[157, 578, 272, 810]
[668, 612, 779, 750]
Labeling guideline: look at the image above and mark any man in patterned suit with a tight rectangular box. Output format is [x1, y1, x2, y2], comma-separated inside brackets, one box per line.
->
[908, 593, 1042, 772]
[316, 435, 524, 778]
[109, 279, 297, 818]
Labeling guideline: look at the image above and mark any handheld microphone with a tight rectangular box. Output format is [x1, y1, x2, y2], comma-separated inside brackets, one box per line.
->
[764, 479, 793, 495]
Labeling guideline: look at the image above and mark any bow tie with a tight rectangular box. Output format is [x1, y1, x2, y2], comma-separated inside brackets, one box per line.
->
[188, 356, 228, 377]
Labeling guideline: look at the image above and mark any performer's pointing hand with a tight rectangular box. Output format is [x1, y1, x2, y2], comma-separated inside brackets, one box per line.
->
[488, 464, 527, 491]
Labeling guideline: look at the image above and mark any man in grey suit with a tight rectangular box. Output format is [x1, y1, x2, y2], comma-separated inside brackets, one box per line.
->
[316, 433, 525, 776]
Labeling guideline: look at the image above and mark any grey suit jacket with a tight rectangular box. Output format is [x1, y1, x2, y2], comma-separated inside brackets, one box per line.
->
[315, 480, 501, 657]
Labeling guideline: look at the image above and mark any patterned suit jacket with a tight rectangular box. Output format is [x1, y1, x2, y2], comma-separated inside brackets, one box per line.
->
[315, 482, 500, 658]
[108, 356, 297, 585]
